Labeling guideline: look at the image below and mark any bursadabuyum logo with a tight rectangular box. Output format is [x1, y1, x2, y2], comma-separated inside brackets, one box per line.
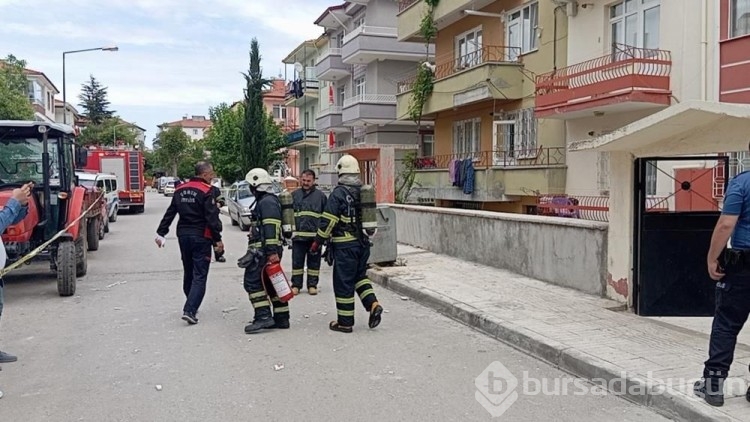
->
[475, 361, 519, 418]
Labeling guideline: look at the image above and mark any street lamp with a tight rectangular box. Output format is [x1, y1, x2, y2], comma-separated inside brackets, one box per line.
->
[62, 45, 119, 125]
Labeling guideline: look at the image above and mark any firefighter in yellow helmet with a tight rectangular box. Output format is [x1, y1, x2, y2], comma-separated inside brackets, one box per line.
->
[310, 154, 383, 333]
[237, 168, 289, 333]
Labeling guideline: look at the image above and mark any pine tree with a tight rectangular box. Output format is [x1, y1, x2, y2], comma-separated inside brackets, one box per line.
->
[241, 38, 272, 172]
[78, 75, 114, 124]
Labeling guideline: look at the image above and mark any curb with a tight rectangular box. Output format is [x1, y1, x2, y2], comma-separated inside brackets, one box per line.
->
[367, 268, 738, 422]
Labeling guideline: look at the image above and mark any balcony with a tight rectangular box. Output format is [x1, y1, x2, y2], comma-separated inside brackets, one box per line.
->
[315, 47, 350, 81]
[397, 0, 496, 42]
[342, 25, 430, 65]
[720, 34, 750, 103]
[286, 128, 320, 149]
[534, 45, 672, 120]
[284, 78, 319, 107]
[342, 94, 397, 126]
[396, 46, 524, 118]
[409, 147, 567, 202]
[316, 105, 347, 133]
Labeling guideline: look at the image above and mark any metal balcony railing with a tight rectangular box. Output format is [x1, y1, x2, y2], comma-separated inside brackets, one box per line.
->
[398, 0, 420, 12]
[411, 147, 566, 170]
[343, 94, 397, 108]
[535, 44, 672, 110]
[397, 45, 522, 93]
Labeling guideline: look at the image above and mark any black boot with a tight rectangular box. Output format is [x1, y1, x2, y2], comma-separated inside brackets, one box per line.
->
[694, 378, 724, 407]
[245, 317, 275, 333]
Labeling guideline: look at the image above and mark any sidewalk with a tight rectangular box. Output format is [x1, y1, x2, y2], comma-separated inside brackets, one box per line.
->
[367, 244, 750, 422]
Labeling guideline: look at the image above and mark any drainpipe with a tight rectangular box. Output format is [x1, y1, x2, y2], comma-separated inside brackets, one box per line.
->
[700, 0, 707, 101]
[553, 5, 564, 71]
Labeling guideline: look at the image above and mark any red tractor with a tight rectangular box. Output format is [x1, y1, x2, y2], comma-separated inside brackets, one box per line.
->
[0, 121, 91, 296]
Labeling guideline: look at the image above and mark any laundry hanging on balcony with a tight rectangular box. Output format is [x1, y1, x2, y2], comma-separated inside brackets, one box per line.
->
[328, 131, 335, 149]
[328, 85, 334, 105]
[462, 159, 475, 195]
[292, 80, 304, 98]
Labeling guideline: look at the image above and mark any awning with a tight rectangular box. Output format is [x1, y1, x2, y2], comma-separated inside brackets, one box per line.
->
[568, 100, 750, 157]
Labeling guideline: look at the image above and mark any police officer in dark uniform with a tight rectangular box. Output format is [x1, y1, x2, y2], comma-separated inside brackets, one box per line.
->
[291, 169, 327, 295]
[238, 168, 289, 334]
[210, 185, 227, 263]
[311, 154, 383, 333]
[695, 162, 750, 406]
[155, 161, 223, 325]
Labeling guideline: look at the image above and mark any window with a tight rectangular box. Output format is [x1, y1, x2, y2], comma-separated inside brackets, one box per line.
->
[452, 118, 481, 156]
[732, 0, 750, 38]
[455, 26, 483, 68]
[609, 0, 660, 58]
[645, 162, 657, 196]
[273, 104, 287, 119]
[422, 134, 435, 157]
[96, 179, 105, 190]
[353, 126, 366, 144]
[27, 81, 42, 105]
[494, 108, 538, 160]
[337, 86, 346, 105]
[354, 77, 366, 97]
[506, 1, 538, 60]
[193, 129, 198, 135]
[353, 14, 365, 28]
[333, 33, 344, 49]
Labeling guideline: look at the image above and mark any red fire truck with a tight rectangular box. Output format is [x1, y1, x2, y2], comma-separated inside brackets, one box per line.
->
[79, 146, 145, 213]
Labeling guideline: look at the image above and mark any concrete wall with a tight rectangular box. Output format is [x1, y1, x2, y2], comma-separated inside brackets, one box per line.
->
[389, 204, 609, 296]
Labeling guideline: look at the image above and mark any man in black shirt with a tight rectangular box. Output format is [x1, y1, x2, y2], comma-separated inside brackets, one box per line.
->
[155, 161, 223, 325]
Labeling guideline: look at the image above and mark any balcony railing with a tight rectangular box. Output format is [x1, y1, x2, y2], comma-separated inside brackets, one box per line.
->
[412, 147, 566, 170]
[343, 25, 398, 44]
[397, 45, 522, 92]
[316, 47, 342, 64]
[318, 105, 343, 117]
[398, 0, 420, 12]
[535, 44, 671, 110]
[343, 94, 397, 108]
[287, 128, 320, 143]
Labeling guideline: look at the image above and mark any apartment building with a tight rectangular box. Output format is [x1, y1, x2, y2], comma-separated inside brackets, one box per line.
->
[314, 1, 433, 202]
[396, 0, 567, 212]
[24, 67, 59, 123]
[158, 115, 213, 141]
[54, 100, 83, 131]
[283, 37, 337, 184]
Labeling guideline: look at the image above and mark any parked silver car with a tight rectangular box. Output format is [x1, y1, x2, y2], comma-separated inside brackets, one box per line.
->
[226, 180, 282, 231]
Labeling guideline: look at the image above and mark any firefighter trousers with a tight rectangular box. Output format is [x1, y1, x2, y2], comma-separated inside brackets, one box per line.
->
[242, 251, 289, 322]
[291, 238, 321, 288]
[332, 243, 378, 327]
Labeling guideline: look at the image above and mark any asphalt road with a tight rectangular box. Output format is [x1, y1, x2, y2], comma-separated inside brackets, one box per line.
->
[0, 192, 672, 422]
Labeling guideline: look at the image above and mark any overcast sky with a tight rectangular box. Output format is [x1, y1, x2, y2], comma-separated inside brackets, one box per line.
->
[0, 0, 335, 146]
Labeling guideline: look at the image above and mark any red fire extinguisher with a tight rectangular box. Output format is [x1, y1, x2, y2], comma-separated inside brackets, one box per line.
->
[265, 262, 294, 303]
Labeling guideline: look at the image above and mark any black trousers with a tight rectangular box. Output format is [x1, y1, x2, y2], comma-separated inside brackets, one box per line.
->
[291, 238, 321, 288]
[242, 250, 289, 321]
[703, 272, 750, 388]
[178, 235, 212, 315]
[332, 243, 378, 327]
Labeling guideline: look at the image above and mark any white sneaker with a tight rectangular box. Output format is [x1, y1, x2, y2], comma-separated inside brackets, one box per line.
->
[0, 388, 4, 399]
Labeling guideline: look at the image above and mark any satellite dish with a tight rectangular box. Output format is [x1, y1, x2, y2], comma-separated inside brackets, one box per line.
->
[294, 62, 304, 74]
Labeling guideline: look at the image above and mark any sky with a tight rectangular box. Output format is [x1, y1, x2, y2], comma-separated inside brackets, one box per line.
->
[0, 0, 336, 147]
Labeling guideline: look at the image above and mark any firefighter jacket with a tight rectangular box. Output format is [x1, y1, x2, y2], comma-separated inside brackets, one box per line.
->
[249, 192, 283, 256]
[316, 183, 362, 248]
[157, 177, 222, 243]
[211, 186, 226, 207]
[292, 186, 327, 239]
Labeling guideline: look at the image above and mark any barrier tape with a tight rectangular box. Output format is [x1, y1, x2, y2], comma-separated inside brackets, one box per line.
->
[0, 192, 104, 278]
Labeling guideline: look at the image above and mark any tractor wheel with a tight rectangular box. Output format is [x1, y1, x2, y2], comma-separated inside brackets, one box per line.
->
[103, 217, 110, 234]
[56, 241, 77, 297]
[76, 228, 88, 277]
[87, 219, 100, 251]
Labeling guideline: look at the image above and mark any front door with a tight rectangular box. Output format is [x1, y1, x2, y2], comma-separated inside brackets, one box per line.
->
[633, 156, 727, 316]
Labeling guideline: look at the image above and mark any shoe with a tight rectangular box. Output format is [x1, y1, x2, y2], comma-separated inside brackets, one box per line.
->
[0, 351, 17, 363]
[265, 318, 290, 329]
[245, 318, 276, 333]
[181, 313, 198, 325]
[292, 287, 300, 296]
[308, 286, 318, 295]
[329, 321, 353, 333]
[368, 302, 383, 329]
[216, 256, 226, 263]
[694, 379, 724, 407]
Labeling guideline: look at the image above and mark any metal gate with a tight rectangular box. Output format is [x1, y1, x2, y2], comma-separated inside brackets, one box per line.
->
[633, 156, 728, 316]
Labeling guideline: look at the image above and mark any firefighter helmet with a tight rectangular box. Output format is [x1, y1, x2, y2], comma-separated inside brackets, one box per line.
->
[336, 154, 360, 175]
[245, 168, 273, 187]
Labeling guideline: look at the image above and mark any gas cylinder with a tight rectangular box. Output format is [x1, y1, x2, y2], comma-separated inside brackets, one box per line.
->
[265, 262, 294, 302]
[279, 190, 295, 239]
[360, 184, 377, 233]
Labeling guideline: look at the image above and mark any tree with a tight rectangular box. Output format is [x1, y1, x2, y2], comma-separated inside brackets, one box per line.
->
[176, 140, 208, 179]
[0, 54, 34, 120]
[154, 126, 191, 176]
[77, 117, 137, 146]
[241, 38, 272, 171]
[204, 102, 245, 182]
[78, 75, 114, 124]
